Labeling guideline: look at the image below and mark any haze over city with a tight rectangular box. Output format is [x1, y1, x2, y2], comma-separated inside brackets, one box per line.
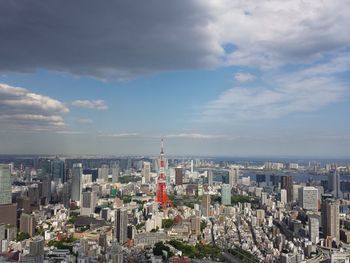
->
[0, 0, 350, 157]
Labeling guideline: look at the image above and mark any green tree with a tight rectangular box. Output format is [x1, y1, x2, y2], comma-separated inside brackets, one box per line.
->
[162, 219, 174, 229]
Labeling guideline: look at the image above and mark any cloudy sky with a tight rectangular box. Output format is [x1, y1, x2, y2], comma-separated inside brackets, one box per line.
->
[0, 0, 349, 157]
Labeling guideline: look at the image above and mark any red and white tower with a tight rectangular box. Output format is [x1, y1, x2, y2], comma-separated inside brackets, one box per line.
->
[155, 139, 172, 208]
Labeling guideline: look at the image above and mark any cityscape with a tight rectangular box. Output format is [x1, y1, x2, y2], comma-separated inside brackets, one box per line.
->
[1, 1, 350, 263]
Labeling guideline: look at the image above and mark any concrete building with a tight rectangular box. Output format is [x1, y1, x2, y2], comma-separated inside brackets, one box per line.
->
[110, 162, 119, 183]
[298, 187, 318, 210]
[280, 189, 287, 204]
[281, 175, 293, 203]
[115, 208, 128, 245]
[221, 184, 231, 206]
[80, 191, 97, 216]
[71, 163, 82, 202]
[207, 170, 213, 186]
[175, 167, 183, 186]
[20, 213, 35, 237]
[229, 166, 239, 188]
[308, 215, 319, 244]
[322, 199, 340, 244]
[0, 164, 11, 205]
[142, 162, 151, 184]
[201, 194, 211, 217]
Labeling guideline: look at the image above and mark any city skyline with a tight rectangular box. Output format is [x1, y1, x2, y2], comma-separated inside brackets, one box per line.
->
[0, 0, 350, 157]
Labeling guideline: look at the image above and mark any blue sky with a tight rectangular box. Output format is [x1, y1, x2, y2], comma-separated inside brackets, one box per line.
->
[0, 0, 349, 157]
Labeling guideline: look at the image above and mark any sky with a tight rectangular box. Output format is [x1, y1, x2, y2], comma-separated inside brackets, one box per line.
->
[0, 0, 350, 157]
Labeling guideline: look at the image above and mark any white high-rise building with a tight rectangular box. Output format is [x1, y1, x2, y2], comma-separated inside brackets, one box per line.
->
[71, 163, 82, 202]
[221, 184, 231, 206]
[207, 170, 213, 186]
[98, 164, 109, 182]
[229, 166, 239, 188]
[142, 162, 151, 184]
[280, 189, 287, 204]
[0, 164, 11, 205]
[298, 187, 318, 210]
[308, 215, 319, 244]
[111, 162, 119, 183]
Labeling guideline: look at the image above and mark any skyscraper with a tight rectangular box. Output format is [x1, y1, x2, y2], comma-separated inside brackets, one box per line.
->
[322, 199, 340, 244]
[20, 213, 36, 237]
[221, 184, 231, 206]
[111, 162, 120, 183]
[298, 187, 318, 210]
[51, 157, 65, 183]
[175, 167, 183, 186]
[229, 166, 239, 188]
[308, 215, 319, 244]
[80, 191, 97, 216]
[115, 208, 128, 245]
[280, 189, 287, 204]
[281, 175, 293, 203]
[328, 170, 342, 199]
[98, 164, 109, 182]
[0, 164, 11, 205]
[201, 194, 211, 217]
[207, 170, 213, 186]
[71, 163, 82, 202]
[142, 162, 151, 184]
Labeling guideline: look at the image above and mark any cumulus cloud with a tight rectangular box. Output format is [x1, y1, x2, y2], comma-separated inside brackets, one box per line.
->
[0, 1, 349, 79]
[0, 83, 69, 130]
[234, 72, 256, 82]
[72, 100, 107, 110]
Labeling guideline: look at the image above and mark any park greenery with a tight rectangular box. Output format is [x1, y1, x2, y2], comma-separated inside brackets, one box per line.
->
[162, 219, 174, 229]
[16, 232, 30, 242]
[167, 240, 222, 259]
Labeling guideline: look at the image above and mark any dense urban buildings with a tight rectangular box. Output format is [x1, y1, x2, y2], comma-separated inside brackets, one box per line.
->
[0, 148, 350, 262]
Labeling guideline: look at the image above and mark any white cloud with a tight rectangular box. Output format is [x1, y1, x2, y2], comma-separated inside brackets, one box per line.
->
[202, 67, 347, 121]
[0, 83, 69, 131]
[72, 100, 108, 110]
[234, 72, 256, 82]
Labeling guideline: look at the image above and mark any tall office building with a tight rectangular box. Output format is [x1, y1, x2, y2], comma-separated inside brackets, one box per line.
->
[175, 167, 183, 186]
[80, 191, 97, 216]
[298, 187, 318, 210]
[51, 157, 65, 183]
[201, 194, 211, 217]
[281, 175, 293, 203]
[328, 170, 342, 199]
[229, 166, 239, 188]
[308, 215, 319, 244]
[29, 235, 44, 262]
[115, 208, 128, 245]
[111, 162, 120, 183]
[71, 163, 82, 202]
[20, 213, 36, 237]
[142, 162, 151, 184]
[280, 189, 287, 204]
[207, 170, 213, 186]
[0, 164, 11, 205]
[221, 184, 231, 206]
[98, 164, 109, 182]
[322, 199, 340, 244]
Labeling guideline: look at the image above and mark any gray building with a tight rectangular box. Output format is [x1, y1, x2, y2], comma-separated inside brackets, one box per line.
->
[115, 208, 128, 245]
[221, 184, 231, 206]
[0, 164, 11, 205]
[71, 163, 82, 202]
